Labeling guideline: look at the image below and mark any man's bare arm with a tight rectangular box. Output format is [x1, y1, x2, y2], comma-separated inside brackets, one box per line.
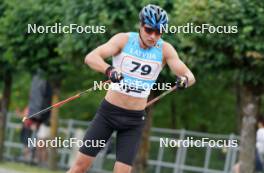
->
[163, 42, 196, 87]
[84, 33, 128, 74]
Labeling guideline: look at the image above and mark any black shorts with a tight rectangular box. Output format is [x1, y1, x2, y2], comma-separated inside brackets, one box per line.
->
[79, 99, 146, 166]
[20, 125, 32, 146]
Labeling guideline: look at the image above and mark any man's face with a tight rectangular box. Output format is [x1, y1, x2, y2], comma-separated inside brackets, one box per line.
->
[140, 24, 162, 47]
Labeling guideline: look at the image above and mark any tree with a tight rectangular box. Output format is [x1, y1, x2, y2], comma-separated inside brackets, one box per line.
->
[0, 0, 14, 162]
[173, 0, 264, 172]
[0, 0, 69, 169]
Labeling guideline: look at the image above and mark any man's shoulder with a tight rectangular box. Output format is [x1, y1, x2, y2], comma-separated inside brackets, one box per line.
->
[112, 32, 130, 41]
[162, 40, 172, 48]
[161, 40, 179, 62]
[110, 32, 130, 48]
[162, 41, 175, 53]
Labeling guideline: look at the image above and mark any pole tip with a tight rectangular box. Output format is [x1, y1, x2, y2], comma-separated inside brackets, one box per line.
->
[22, 117, 27, 122]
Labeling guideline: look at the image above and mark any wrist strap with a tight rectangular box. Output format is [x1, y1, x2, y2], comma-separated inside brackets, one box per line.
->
[183, 75, 189, 87]
[105, 66, 114, 76]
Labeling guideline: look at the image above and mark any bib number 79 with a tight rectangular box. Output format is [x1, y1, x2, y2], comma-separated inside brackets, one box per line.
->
[130, 61, 152, 75]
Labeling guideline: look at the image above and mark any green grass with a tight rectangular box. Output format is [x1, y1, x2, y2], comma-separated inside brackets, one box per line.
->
[0, 162, 65, 173]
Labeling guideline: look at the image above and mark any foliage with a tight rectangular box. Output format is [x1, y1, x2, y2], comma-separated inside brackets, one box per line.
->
[172, 0, 264, 85]
[1, 0, 263, 134]
[0, 0, 72, 81]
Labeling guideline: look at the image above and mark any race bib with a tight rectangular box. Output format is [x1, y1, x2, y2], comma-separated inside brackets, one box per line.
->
[121, 56, 160, 80]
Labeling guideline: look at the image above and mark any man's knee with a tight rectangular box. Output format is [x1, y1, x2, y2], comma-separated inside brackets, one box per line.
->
[67, 165, 86, 173]
[67, 152, 94, 173]
[114, 161, 132, 173]
[67, 160, 91, 173]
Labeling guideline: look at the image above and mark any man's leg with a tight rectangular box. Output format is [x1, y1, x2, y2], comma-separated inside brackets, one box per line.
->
[114, 125, 145, 173]
[67, 110, 114, 173]
[113, 161, 132, 173]
[67, 152, 95, 173]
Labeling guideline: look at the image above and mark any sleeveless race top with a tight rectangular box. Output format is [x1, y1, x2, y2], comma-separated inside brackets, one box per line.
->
[110, 32, 163, 98]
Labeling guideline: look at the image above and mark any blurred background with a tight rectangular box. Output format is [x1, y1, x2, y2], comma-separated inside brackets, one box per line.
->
[0, 0, 263, 173]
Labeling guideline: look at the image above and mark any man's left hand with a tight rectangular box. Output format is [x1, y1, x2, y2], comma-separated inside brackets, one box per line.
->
[175, 76, 188, 89]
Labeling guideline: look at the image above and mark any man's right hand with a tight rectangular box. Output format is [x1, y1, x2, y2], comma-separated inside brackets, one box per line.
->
[105, 66, 124, 83]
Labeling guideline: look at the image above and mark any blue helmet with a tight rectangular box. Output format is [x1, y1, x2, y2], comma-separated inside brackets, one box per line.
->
[139, 4, 168, 30]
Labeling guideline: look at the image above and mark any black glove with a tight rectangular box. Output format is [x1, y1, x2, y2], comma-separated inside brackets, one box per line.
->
[105, 66, 123, 83]
[175, 76, 188, 89]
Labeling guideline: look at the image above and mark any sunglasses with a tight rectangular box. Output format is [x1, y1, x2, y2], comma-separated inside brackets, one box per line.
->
[143, 26, 162, 36]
